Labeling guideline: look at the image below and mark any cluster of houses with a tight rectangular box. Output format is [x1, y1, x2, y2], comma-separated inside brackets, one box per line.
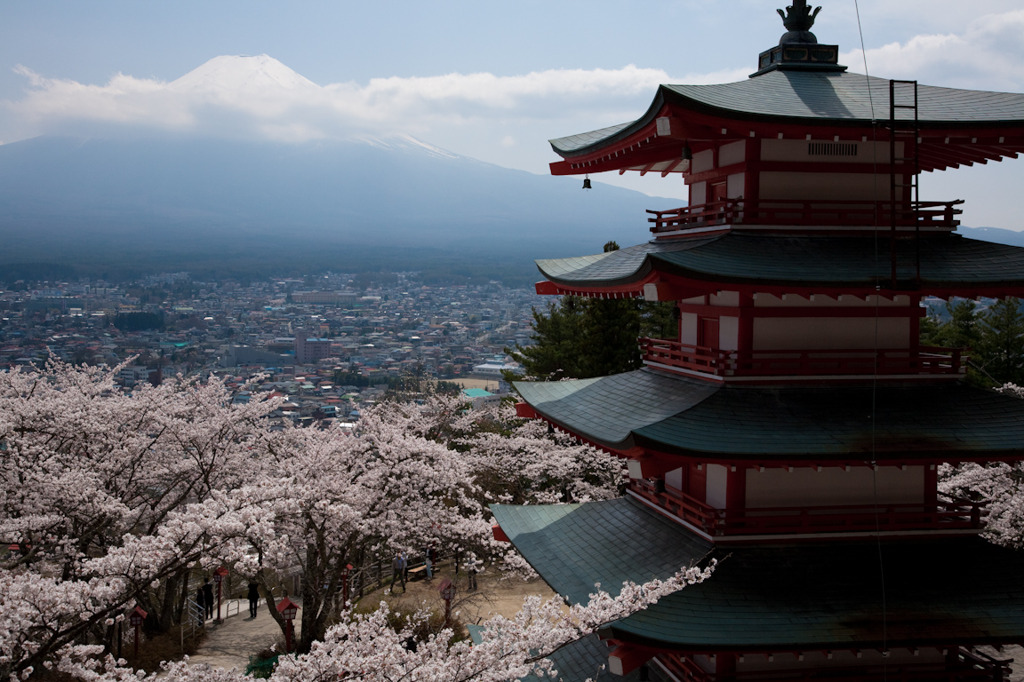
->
[0, 271, 533, 420]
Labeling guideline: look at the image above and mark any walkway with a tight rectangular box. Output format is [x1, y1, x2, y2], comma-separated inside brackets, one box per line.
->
[184, 583, 1024, 681]
[186, 599, 298, 671]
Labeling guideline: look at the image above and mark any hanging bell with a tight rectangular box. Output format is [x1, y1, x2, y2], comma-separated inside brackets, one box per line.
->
[582, 176, 592, 190]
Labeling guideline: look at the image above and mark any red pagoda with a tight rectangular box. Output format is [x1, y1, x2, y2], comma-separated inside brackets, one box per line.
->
[492, 3, 1024, 681]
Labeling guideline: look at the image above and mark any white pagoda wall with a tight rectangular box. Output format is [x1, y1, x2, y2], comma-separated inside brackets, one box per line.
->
[760, 139, 894, 164]
[745, 466, 925, 508]
[754, 317, 908, 350]
[751, 293, 913, 351]
[689, 141, 746, 207]
[719, 140, 745, 166]
[706, 463, 729, 509]
[690, 182, 707, 206]
[757, 139, 901, 203]
[759, 171, 895, 201]
[677, 293, 916, 352]
[693, 149, 715, 174]
[665, 467, 683, 491]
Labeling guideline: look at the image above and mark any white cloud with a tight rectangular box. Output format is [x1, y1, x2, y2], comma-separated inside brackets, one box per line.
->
[2, 57, 681, 144]
[3, 9, 1023, 227]
[841, 10, 1024, 91]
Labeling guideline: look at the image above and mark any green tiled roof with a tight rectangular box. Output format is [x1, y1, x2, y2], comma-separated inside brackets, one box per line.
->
[551, 70, 1024, 156]
[516, 369, 1024, 461]
[536, 233, 1024, 292]
[522, 634, 646, 682]
[535, 239, 711, 285]
[491, 499, 713, 605]
[492, 498, 1024, 651]
[473, 622, 647, 682]
[514, 370, 718, 448]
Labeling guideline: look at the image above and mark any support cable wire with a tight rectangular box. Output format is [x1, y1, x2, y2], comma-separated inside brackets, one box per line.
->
[855, 0, 890, 674]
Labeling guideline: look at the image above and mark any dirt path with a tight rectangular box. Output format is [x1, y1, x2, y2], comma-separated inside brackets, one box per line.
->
[184, 599, 296, 672]
[186, 571, 1024, 681]
[363, 563, 556, 628]
[185, 565, 554, 672]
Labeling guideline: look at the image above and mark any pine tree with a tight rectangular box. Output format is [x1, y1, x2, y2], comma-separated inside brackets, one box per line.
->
[976, 297, 1024, 385]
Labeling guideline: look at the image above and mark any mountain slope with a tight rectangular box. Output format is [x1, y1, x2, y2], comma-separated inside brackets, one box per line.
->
[0, 134, 677, 281]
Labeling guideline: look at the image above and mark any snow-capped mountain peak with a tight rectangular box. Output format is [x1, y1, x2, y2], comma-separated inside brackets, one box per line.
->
[169, 54, 318, 93]
[356, 133, 462, 160]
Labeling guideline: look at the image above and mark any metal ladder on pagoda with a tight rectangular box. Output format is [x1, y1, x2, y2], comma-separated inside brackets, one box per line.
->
[888, 79, 920, 288]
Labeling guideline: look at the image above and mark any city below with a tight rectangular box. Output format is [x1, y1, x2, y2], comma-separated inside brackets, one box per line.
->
[0, 270, 543, 420]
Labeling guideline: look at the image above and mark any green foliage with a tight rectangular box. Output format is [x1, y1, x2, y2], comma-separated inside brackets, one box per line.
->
[507, 295, 678, 380]
[332, 370, 390, 388]
[921, 298, 980, 350]
[641, 299, 679, 339]
[923, 297, 1024, 386]
[506, 240, 684, 380]
[506, 296, 591, 379]
[434, 380, 462, 396]
[976, 298, 1024, 386]
[245, 651, 280, 678]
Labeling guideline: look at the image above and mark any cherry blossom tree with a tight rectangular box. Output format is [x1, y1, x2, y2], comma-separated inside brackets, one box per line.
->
[939, 383, 1024, 549]
[0, 359, 279, 678]
[457, 403, 624, 506]
[358, 396, 624, 572]
[234, 404, 489, 652]
[69, 563, 716, 682]
[0, 363, 652, 680]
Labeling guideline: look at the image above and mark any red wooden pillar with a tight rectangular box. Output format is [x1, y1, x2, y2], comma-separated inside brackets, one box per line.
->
[716, 652, 738, 677]
[726, 466, 747, 519]
[688, 463, 707, 503]
[738, 291, 755, 358]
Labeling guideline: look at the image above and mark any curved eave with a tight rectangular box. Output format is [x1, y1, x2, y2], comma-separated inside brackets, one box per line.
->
[535, 233, 1024, 299]
[535, 238, 717, 295]
[515, 370, 1024, 463]
[513, 370, 720, 451]
[611, 534, 1024, 652]
[635, 382, 1024, 462]
[491, 498, 1024, 652]
[550, 73, 1024, 176]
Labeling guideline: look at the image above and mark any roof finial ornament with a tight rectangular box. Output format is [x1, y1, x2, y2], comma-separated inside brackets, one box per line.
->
[777, 0, 822, 44]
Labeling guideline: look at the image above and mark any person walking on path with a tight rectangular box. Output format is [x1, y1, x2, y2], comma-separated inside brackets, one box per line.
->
[202, 579, 214, 619]
[196, 584, 207, 623]
[247, 581, 260, 619]
[390, 552, 407, 594]
[466, 554, 478, 591]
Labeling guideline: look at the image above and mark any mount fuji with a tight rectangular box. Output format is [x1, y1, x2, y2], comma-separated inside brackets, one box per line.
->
[0, 53, 684, 282]
[0, 132, 671, 282]
[167, 54, 320, 93]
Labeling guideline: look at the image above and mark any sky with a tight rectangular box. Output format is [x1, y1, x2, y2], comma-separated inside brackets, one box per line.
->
[2, 0, 1024, 229]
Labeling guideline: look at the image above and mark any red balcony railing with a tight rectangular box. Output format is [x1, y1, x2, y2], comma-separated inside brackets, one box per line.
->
[648, 199, 964, 234]
[631, 479, 986, 537]
[639, 338, 967, 378]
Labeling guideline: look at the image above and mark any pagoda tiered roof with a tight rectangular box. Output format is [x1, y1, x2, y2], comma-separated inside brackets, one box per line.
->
[491, 497, 1024, 651]
[550, 70, 1024, 176]
[514, 369, 1024, 463]
[534, 232, 1024, 298]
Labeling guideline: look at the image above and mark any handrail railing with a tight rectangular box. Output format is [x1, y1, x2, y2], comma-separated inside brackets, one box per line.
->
[631, 479, 986, 537]
[639, 338, 967, 378]
[648, 199, 964, 233]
